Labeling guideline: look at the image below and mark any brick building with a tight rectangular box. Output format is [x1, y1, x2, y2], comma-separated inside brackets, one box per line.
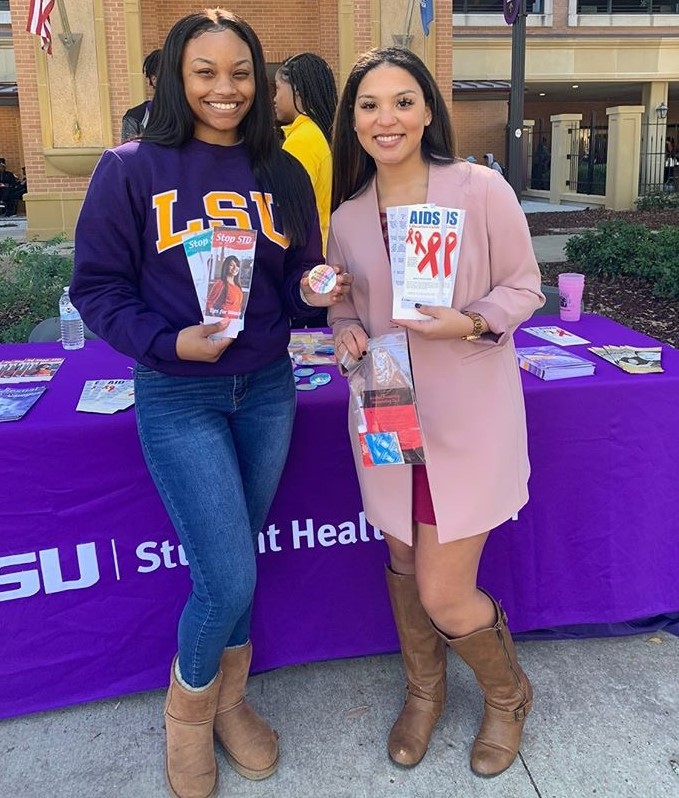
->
[0, 1, 677, 237]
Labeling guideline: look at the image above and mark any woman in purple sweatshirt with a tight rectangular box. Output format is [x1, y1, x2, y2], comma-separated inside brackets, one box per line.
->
[71, 10, 349, 798]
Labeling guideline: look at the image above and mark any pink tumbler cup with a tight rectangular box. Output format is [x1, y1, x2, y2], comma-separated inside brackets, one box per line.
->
[558, 272, 585, 322]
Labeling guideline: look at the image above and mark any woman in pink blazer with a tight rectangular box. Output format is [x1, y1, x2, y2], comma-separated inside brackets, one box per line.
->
[328, 47, 544, 778]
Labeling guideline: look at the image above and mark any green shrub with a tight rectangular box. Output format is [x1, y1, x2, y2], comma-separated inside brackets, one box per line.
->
[564, 220, 679, 299]
[635, 191, 679, 211]
[0, 237, 74, 343]
[650, 226, 679, 299]
[564, 220, 653, 279]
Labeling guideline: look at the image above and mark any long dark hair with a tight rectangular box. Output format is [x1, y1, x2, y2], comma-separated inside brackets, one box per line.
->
[223, 255, 241, 287]
[143, 8, 314, 246]
[142, 48, 162, 85]
[332, 47, 456, 210]
[277, 53, 338, 143]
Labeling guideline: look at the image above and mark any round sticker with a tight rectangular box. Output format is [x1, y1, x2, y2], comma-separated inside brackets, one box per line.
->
[307, 264, 337, 294]
[295, 382, 318, 391]
[310, 372, 332, 386]
[293, 367, 315, 377]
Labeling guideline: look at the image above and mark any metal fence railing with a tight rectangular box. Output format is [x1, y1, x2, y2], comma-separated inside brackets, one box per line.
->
[567, 116, 608, 196]
[639, 121, 678, 196]
[525, 121, 551, 191]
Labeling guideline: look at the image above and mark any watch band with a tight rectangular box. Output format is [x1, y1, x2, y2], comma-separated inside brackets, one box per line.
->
[461, 311, 484, 340]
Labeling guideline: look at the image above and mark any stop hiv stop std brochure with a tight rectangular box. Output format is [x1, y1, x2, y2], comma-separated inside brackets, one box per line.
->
[183, 227, 257, 340]
[387, 204, 465, 320]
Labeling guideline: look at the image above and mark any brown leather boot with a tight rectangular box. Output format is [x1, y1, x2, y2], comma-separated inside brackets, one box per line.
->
[385, 567, 447, 767]
[437, 591, 532, 777]
[164, 659, 222, 798]
[213, 641, 279, 780]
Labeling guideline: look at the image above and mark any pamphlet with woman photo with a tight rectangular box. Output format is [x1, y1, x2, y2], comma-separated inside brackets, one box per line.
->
[183, 226, 257, 338]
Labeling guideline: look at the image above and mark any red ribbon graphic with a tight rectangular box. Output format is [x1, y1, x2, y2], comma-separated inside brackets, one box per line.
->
[406, 229, 442, 277]
[442, 231, 458, 278]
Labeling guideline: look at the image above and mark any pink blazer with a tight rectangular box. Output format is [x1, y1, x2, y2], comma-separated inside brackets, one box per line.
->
[328, 161, 545, 544]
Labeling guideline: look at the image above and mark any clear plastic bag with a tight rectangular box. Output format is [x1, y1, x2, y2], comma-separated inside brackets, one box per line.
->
[347, 331, 425, 467]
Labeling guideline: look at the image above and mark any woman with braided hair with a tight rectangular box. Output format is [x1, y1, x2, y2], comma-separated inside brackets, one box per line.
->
[275, 52, 337, 329]
[274, 53, 337, 251]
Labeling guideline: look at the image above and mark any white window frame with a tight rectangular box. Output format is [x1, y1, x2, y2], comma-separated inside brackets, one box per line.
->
[453, 0, 553, 26]
[568, 0, 679, 26]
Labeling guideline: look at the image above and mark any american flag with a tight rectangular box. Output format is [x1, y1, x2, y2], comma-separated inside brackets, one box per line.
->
[26, 0, 56, 55]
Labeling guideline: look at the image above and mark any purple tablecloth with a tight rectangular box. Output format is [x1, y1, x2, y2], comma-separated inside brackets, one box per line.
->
[2, 314, 678, 719]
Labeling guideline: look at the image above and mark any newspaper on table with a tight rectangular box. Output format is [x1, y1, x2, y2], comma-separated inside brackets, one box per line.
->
[588, 345, 663, 374]
[183, 226, 257, 340]
[387, 204, 465, 320]
[347, 331, 425, 466]
[0, 385, 47, 421]
[76, 379, 135, 414]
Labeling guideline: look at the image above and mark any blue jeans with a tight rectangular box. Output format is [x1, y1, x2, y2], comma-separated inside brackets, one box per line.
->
[134, 355, 295, 688]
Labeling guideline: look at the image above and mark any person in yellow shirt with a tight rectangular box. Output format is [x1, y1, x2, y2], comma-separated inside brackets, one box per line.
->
[274, 53, 336, 254]
[275, 53, 337, 329]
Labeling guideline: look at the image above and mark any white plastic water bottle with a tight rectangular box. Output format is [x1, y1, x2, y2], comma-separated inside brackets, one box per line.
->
[59, 286, 84, 350]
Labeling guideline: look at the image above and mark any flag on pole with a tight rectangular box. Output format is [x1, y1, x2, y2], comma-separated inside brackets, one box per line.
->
[27, 0, 56, 55]
[420, 0, 435, 36]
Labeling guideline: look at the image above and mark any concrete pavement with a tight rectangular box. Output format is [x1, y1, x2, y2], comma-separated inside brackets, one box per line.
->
[1, 633, 678, 798]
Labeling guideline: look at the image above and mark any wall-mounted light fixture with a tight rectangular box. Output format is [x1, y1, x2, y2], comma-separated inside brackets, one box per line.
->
[656, 101, 669, 120]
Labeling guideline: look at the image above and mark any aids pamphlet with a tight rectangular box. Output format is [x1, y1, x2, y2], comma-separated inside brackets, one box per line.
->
[522, 326, 591, 346]
[183, 227, 257, 340]
[387, 204, 465, 320]
[76, 379, 135, 414]
[347, 331, 425, 466]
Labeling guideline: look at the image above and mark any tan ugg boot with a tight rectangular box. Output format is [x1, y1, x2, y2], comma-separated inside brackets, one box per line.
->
[164, 659, 222, 798]
[436, 590, 533, 777]
[385, 567, 447, 767]
[213, 642, 279, 780]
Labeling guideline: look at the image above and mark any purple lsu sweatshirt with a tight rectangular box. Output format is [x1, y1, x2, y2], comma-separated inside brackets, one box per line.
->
[71, 137, 322, 376]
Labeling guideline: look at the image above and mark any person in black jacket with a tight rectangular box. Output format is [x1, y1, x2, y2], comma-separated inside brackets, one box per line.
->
[121, 49, 161, 142]
[3, 166, 26, 216]
[0, 159, 18, 215]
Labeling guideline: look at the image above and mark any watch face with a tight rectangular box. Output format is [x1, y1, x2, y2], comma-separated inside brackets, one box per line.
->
[504, 0, 521, 24]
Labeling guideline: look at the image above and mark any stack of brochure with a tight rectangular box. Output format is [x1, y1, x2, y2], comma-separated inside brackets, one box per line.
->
[182, 226, 256, 340]
[0, 385, 46, 422]
[516, 345, 596, 380]
[0, 358, 63, 383]
[387, 204, 465, 320]
[588, 345, 663, 374]
[288, 331, 336, 366]
[522, 326, 590, 346]
[76, 380, 135, 414]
